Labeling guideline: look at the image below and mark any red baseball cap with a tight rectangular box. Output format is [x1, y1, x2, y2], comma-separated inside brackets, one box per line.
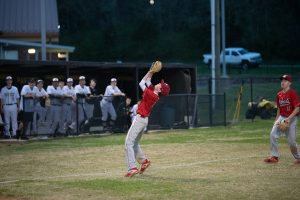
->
[160, 79, 170, 96]
[280, 74, 292, 82]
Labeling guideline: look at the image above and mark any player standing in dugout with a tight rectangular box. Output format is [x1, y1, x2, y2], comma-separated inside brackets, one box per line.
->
[124, 61, 170, 177]
[264, 74, 300, 164]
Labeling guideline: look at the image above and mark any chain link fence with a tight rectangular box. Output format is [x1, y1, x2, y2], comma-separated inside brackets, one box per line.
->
[198, 76, 300, 122]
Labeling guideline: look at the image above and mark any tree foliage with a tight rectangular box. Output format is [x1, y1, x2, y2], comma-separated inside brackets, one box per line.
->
[57, 0, 300, 62]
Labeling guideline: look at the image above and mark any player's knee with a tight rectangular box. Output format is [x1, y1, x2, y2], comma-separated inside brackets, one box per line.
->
[125, 141, 134, 149]
[270, 133, 278, 141]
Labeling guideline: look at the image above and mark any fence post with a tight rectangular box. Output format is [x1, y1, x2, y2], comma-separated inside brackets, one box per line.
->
[186, 94, 190, 128]
[250, 78, 254, 122]
[224, 93, 226, 126]
[209, 94, 213, 126]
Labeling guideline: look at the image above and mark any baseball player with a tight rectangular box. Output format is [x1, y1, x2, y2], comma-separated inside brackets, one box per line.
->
[32, 80, 48, 134]
[69, 76, 91, 133]
[0, 76, 20, 139]
[130, 100, 140, 123]
[85, 78, 99, 124]
[100, 78, 125, 130]
[62, 78, 76, 134]
[20, 78, 37, 138]
[124, 70, 170, 177]
[46, 78, 64, 136]
[264, 74, 300, 164]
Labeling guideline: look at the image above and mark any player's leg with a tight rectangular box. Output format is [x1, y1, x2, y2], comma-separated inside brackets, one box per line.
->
[11, 105, 18, 137]
[134, 131, 147, 163]
[48, 105, 56, 135]
[265, 117, 282, 162]
[125, 116, 146, 173]
[66, 105, 72, 127]
[3, 105, 11, 138]
[286, 117, 300, 163]
[108, 104, 117, 130]
[56, 106, 65, 134]
[32, 109, 38, 134]
[134, 118, 151, 173]
[100, 100, 108, 129]
[3, 106, 11, 137]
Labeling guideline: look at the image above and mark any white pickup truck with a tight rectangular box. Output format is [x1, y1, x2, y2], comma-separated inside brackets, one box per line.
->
[203, 47, 262, 70]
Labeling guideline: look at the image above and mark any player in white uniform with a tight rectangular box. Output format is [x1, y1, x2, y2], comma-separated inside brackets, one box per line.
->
[33, 80, 48, 134]
[69, 76, 91, 134]
[20, 79, 37, 138]
[0, 76, 20, 139]
[100, 78, 125, 130]
[85, 79, 99, 124]
[46, 78, 64, 136]
[130, 100, 140, 123]
[62, 78, 76, 134]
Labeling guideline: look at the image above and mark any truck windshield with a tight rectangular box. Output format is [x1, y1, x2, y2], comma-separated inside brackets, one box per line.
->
[238, 49, 248, 55]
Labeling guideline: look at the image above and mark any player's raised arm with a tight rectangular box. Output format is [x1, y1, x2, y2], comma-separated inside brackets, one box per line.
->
[139, 71, 154, 91]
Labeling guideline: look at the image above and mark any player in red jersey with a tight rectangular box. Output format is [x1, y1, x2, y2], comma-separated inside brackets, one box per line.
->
[124, 69, 170, 177]
[264, 74, 300, 164]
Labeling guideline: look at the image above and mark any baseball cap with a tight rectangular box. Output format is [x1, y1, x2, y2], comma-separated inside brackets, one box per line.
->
[67, 78, 73, 83]
[52, 78, 59, 82]
[280, 74, 292, 82]
[37, 79, 44, 83]
[6, 76, 12, 80]
[111, 78, 117, 82]
[79, 76, 85, 80]
[160, 79, 170, 96]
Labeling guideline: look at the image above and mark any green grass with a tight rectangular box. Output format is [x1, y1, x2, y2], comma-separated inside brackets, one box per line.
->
[1, 119, 300, 200]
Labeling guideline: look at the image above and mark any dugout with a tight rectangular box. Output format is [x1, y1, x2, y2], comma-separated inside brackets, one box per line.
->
[0, 60, 197, 131]
[0, 60, 196, 100]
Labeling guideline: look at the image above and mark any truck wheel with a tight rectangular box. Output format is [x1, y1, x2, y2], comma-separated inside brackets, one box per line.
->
[241, 61, 249, 70]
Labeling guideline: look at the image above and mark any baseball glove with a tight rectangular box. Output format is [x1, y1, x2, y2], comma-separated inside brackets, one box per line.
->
[149, 61, 162, 73]
[277, 120, 289, 132]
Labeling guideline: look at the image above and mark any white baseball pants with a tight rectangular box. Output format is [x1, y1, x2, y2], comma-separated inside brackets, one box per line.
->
[3, 104, 18, 136]
[270, 116, 300, 159]
[125, 114, 147, 170]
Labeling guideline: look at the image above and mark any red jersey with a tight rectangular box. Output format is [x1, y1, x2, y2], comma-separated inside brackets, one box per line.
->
[276, 88, 300, 117]
[137, 86, 159, 117]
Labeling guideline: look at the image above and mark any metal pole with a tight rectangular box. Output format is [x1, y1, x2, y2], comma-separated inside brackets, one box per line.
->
[210, 0, 216, 97]
[224, 92, 226, 126]
[250, 78, 254, 122]
[221, 0, 227, 77]
[40, 0, 47, 61]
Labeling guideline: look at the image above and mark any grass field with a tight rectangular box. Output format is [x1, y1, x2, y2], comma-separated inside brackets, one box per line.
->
[1, 119, 300, 200]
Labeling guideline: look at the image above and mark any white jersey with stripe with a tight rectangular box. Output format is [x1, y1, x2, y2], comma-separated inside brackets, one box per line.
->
[0, 86, 20, 105]
[20, 85, 37, 111]
[103, 85, 122, 101]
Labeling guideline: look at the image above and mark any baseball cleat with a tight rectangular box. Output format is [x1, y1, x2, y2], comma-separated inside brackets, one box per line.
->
[294, 159, 300, 164]
[124, 167, 139, 177]
[264, 156, 279, 163]
[140, 159, 151, 174]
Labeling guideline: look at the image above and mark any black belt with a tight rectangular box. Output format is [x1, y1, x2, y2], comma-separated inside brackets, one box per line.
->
[63, 103, 71, 105]
[104, 99, 112, 103]
[51, 104, 62, 106]
[4, 103, 17, 105]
